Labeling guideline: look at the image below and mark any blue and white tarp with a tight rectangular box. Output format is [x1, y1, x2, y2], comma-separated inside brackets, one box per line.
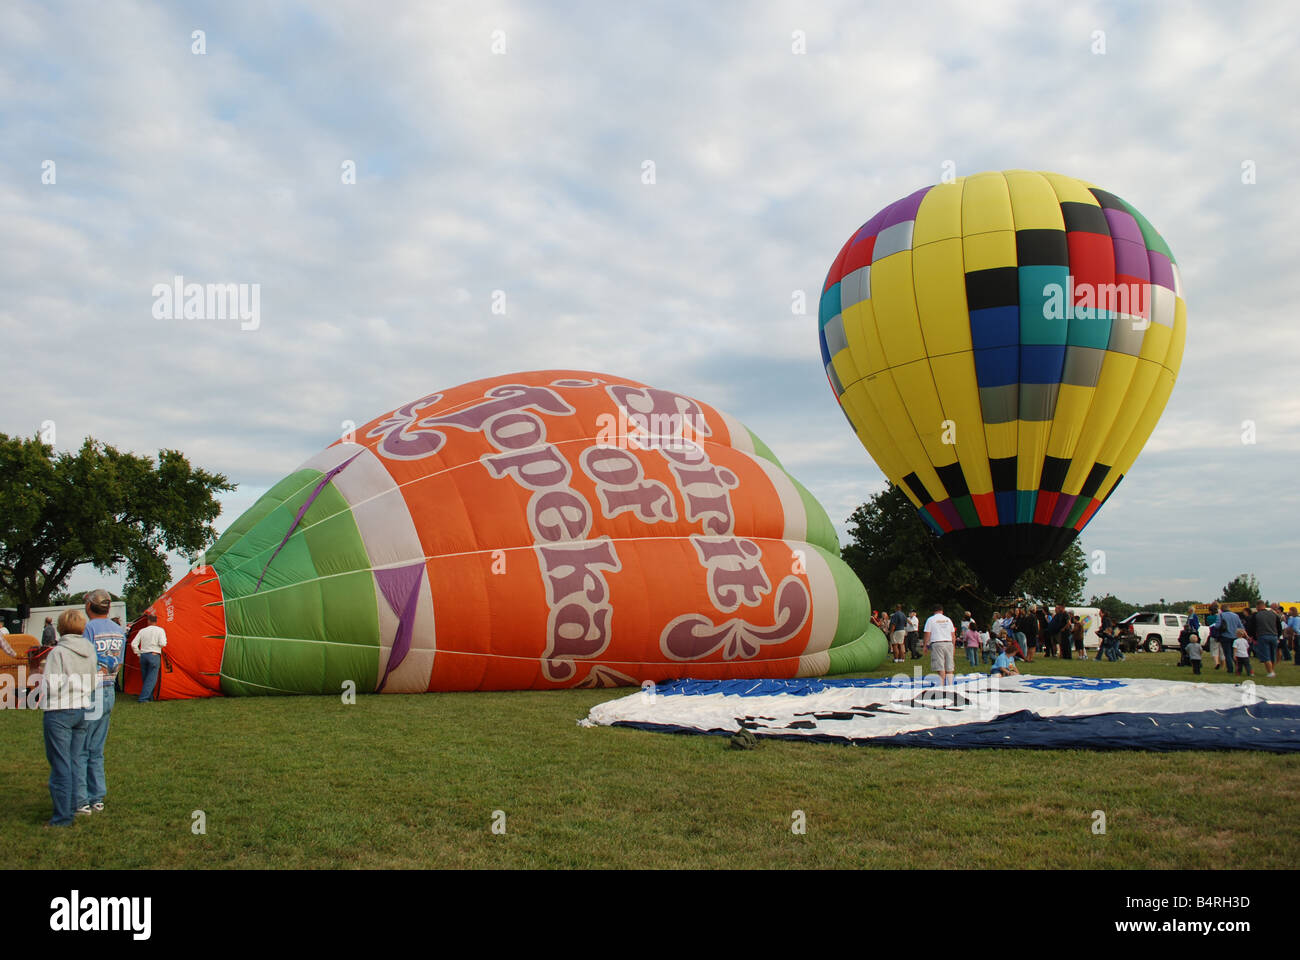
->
[581, 675, 1300, 751]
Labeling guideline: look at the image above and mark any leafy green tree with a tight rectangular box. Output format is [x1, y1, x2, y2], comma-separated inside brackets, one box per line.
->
[841, 484, 1087, 625]
[1090, 593, 1138, 621]
[1220, 574, 1262, 606]
[0, 434, 234, 615]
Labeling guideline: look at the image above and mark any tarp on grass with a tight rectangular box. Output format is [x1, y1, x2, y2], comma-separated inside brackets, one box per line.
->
[581, 675, 1300, 752]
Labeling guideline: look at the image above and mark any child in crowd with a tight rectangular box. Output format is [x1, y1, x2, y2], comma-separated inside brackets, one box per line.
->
[989, 641, 1019, 677]
[1233, 629, 1254, 677]
[1185, 635, 1203, 675]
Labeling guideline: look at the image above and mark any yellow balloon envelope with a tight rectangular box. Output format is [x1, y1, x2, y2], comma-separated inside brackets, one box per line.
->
[818, 170, 1185, 591]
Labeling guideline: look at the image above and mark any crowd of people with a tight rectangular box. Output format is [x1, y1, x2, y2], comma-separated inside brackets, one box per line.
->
[873, 602, 1107, 669]
[1198, 601, 1298, 679]
[868, 599, 1300, 685]
[33, 590, 168, 828]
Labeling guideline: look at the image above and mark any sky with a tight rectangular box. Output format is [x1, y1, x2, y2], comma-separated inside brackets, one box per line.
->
[2, 0, 1297, 608]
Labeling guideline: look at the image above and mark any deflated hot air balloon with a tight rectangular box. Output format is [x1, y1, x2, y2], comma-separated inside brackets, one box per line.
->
[818, 170, 1185, 593]
[126, 371, 885, 698]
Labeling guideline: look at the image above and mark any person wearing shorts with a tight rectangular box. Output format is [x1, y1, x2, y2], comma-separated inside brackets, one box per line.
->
[923, 603, 956, 686]
[888, 603, 908, 663]
[1248, 601, 1281, 678]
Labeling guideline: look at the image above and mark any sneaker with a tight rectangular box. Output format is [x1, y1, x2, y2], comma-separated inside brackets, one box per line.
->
[1267, 672, 1276, 678]
[91, 801, 105, 812]
[75, 805, 91, 817]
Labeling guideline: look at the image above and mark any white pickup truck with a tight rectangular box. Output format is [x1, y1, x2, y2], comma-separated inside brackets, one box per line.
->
[1115, 612, 1209, 653]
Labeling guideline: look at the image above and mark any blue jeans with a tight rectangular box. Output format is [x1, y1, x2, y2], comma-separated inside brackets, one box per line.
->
[966, 647, 980, 667]
[79, 683, 114, 807]
[139, 652, 161, 701]
[44, 708, 90, 825]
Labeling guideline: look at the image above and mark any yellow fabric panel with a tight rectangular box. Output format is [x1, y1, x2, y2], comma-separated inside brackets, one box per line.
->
[871, 253, 926, 367]
[983, 420, 1018, 461]
[1004, 171, 1067, 231]
[1045, 383, 1094, 460]
[962, 230, 1017, 272]
[840, 379, 909, 483]
[960, 173, 1015, 235]
[1095, 359, 1159, 467]
[1038, 172, 1099, 206]
[1138, 320, 1171, 365]
[1112, 367, 1177, 480]
[830, 346, 860, 389]
[930, 352, 993, 495]
[1061, 352, 1137, 493]
[912, 181, 964, 246]
[913, 238, 971, 352]
[864, 371, 945, 500]
[891, 359, 953, 476]
[1016, 420, 1052, 489]
[842, 300, 887, 377]
[1164, 299, 1188, 374]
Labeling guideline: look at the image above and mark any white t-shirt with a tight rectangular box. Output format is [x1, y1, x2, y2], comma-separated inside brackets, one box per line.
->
[907, 615, 919, 632]
[924, 613, 955, 643]
[1233, 636, 1249, 658]
[132, 624, 169, 655]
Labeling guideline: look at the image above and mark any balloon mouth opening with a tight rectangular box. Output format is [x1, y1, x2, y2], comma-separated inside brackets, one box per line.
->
[939, 525, 1081, 596]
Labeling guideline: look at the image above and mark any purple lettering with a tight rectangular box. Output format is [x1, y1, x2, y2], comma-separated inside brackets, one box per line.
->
[532, 490, 591, 543]
[537, 540, 621, 604]
[486, 411, 543, 450]
[482, 445, 570, 488]
[420, 384, 573, 433]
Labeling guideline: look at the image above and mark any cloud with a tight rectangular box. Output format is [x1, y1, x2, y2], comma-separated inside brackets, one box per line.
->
[4, 0, 1296, 603]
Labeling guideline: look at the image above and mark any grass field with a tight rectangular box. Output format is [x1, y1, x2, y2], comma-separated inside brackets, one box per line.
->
[4, 651, 1298, 869]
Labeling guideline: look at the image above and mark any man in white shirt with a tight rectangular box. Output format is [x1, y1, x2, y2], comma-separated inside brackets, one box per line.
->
[131, 612, 168, 702]
[923, 603, 957, 686]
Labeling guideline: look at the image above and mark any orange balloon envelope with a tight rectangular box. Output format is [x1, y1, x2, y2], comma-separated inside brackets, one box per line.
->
[126, 371, 884, 697]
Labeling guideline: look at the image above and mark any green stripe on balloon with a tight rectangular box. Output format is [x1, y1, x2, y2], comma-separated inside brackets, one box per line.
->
[790, 476, 838, 555]
[206, 468, 324, 565]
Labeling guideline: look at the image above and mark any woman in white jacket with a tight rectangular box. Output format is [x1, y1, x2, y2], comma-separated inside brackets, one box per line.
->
[40, 609, 97, 827]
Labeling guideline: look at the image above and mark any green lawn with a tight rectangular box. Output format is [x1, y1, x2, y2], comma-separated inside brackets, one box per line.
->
[3, 651, 1297, 869]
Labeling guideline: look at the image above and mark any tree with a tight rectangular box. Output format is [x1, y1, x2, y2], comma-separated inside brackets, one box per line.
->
[841, 484, 1088, 625]
[1220, 574, 1262, 606]
[0, 434, 234, 615]
[1090, 593, 1137, 621]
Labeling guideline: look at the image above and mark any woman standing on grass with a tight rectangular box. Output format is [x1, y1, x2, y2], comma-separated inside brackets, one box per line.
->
[39, 609, 96, 827]
[963, 619, 981, 669]
[1206, 603, 1225, 670]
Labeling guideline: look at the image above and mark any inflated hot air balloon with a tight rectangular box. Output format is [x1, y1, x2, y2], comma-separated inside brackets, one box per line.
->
[125, 371, 885, 698]
[818, 170, 1185, 592]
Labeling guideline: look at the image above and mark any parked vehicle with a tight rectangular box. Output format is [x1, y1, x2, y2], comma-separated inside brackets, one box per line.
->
[1115, 612, 1208, 653]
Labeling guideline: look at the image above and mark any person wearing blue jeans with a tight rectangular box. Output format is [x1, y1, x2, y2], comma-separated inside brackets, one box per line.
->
[132, 610, 168, 701]
[79, 590, 126, 814]
[40, 609, 97, 827]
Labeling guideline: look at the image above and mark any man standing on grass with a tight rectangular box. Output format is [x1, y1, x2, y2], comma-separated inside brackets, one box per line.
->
[131, 611, 168, 701]
[923, 603, 956, 687]
[79, 589, 126, 815]
[1047, 603, 1070, 660]
[1247, 600, 1282, 679]
[888, 603, 907, 663]
[1217, 606, 1245, 674]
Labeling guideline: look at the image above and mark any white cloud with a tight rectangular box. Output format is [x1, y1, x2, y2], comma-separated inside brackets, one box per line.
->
[3, 0, 1297, 604]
